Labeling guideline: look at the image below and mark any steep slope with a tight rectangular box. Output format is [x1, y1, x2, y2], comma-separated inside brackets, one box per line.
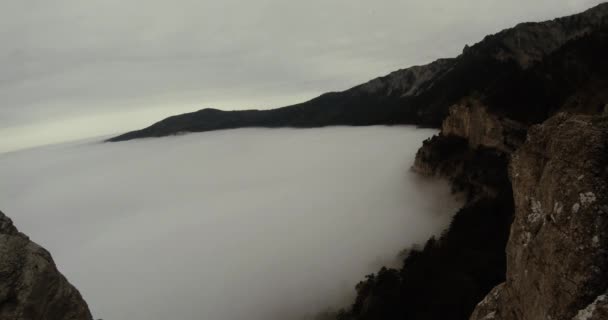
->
[0, 210, 93, 320]
[470, 113, 608, 320]
[332, 9, 608, 318]
[108, 3, 608, 142]
[335, 158, 514, 319]
[336, 95, 607, 320]
[334, 97, 519, 319]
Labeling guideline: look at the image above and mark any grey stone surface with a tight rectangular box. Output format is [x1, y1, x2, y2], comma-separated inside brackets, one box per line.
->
[0, 210, 93, 320]
[470, 113, 608, 320]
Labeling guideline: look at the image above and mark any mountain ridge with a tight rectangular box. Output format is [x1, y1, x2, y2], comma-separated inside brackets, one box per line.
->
[107, 2, 608, 142]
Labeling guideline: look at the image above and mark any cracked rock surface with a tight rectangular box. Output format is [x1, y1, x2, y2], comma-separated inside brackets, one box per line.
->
[470, 113, 608, 320]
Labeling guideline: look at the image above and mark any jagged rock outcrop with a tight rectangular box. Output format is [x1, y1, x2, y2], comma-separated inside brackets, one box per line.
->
[441, 99, 526, 153]
[573, 292, 608, 320]
[333, 97, 518, 320]
[412, 97, 525, 198]
[470, 113, 608, 320]
[412, 134, 511, 199]
[0, 210, 93, 320]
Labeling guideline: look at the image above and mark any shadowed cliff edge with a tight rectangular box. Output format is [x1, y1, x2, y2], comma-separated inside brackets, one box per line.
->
[469, 113, 608, 320]
[0, 210, 93, 320]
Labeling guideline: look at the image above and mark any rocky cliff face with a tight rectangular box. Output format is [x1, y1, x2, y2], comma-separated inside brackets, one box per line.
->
[411, 14, 608, 318]
[335, 100, 517, 319]
[0, 210, 92, 320]
[317, 5, 608, 318]
[413, 98, 527, 198]
[470, 113, 608, 320]
[441, 99, 527, 153]
[407, 104, 608, 320]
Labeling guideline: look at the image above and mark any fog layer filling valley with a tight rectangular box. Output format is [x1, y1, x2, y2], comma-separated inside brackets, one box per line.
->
[0, 126, 461, 320]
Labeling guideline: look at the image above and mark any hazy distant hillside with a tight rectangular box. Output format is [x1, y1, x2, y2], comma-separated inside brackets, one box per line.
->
[108, 3, 608, 142]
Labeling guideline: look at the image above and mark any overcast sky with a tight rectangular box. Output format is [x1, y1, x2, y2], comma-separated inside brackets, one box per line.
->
[0, 0, 603, 152]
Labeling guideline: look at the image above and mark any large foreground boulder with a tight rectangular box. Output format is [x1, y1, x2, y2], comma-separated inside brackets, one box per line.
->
[0, 210, 93, 320]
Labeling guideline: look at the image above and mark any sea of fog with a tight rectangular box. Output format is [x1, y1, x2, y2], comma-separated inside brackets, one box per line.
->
[0, 126, 461, 320]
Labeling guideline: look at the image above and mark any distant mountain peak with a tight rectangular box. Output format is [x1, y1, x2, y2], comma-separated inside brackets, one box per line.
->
[464, 2, 608, 67]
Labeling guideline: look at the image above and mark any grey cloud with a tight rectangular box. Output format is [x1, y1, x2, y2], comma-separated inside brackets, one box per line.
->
[0, 126, 461, 320]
